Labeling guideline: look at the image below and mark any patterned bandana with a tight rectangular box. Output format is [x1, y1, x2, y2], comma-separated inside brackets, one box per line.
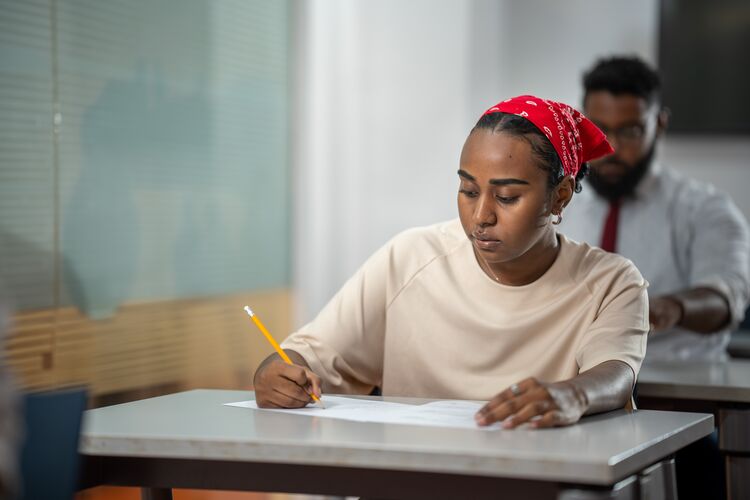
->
[482, 95, 614, 178]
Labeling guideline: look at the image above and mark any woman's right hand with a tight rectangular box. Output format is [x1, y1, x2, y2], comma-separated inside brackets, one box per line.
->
[253, 358, 322, 408]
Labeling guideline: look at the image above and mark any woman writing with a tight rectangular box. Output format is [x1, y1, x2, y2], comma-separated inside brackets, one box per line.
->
[254, 95, 648, 429]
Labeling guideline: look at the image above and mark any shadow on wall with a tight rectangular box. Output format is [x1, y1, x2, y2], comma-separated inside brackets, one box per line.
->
[61, 64, 211, 318]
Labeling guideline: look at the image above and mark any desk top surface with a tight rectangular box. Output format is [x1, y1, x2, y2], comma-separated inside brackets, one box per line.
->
[638, 359, 750, 403]
[80, 389, 712, 485]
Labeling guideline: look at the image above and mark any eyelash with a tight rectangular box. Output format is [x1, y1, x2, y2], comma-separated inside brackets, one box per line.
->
[459, 190, 519, 205]
[496, 196, 519, 205]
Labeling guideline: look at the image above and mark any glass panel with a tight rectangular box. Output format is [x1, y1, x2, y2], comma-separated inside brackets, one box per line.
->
[56, 0, 290, 318]
[0, 0, 55, 310]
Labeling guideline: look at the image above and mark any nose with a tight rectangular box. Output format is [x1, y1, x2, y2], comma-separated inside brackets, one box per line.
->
[473, 193, 497, 227]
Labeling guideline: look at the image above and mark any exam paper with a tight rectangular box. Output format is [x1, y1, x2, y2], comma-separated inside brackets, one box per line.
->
[225, 396, 501, 430]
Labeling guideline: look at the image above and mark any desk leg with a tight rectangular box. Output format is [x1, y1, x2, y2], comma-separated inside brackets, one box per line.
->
[639, 458, 677, 500]
[726, 456, 750, 500]
[141, 487, 173, 500]
[560, 459, 676, 500]
[719, 408, 750, 500]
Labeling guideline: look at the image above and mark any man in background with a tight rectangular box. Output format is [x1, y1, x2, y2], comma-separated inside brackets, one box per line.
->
[561, 55, 750, 362]
[561, 54, 750, 500]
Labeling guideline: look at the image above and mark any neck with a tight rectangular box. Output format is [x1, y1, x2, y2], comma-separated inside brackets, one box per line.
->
[478, 228, 560, 286]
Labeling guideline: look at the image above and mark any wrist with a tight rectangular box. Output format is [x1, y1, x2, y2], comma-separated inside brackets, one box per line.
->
[664, 295, 685, 327]
[570, 382, 589, 413]
[549, 380, 589, 414]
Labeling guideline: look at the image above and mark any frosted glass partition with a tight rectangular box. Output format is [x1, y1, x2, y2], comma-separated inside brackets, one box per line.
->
[0, 0, 56, 309]
[0, 0, 291, 318]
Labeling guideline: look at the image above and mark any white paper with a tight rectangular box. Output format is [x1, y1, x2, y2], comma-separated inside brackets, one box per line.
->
[386, 400, 501, 429]
[225, 396, 501, 430]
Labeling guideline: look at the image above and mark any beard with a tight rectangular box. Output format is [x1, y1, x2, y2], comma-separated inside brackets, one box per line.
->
[587, 143, 656, 201]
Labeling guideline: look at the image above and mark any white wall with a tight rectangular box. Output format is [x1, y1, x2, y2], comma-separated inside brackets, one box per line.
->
[660, 137, 750, 218]
[292, 0, 474, 322]
[495, 0, 659, 107]
[292, 0, 750, 325]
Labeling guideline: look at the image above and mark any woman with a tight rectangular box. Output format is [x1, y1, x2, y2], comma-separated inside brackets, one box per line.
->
[253, 95, 649, 429]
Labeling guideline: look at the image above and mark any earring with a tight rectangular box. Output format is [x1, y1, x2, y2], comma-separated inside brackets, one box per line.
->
[552, 213, 563, 225]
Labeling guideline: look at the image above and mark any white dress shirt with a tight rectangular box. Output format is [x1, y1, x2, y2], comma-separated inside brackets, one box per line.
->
[560, 163, 750, 361]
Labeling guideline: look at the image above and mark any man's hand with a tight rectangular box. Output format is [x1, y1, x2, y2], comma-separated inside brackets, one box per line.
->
[475, 377, 588, 429]
[253, 358, 322, 408]
[649, 296, 683, 333]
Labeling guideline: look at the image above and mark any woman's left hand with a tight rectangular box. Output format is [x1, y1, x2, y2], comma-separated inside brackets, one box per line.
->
[475, 377, 589, 429]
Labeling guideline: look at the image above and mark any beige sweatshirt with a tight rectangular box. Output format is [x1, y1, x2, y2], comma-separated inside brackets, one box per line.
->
[282, 219, 649, 400]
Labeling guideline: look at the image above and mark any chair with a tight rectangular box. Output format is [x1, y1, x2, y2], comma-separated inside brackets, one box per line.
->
[19, 387, 87, 500]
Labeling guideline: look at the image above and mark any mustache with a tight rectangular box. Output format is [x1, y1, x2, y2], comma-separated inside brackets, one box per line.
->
[587, 143, 656, 201]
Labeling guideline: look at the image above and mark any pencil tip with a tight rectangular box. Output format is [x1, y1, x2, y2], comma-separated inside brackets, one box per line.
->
[243, 306, 253, 316]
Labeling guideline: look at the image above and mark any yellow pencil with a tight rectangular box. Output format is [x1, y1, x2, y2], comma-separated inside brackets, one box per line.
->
[244, 306, 325, 408]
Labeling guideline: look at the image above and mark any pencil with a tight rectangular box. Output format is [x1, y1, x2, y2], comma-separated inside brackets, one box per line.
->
[244, 306, 325, 408]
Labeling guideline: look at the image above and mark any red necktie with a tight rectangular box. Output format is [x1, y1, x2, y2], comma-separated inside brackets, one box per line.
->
[600, 199, 621, 253]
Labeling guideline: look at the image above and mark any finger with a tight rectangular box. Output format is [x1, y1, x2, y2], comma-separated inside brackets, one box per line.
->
[255, 395, 276, 408]
[503, 400, 553, 429]
[481, 382, 552, 426]
[305, 369, 323, 398]
[478, 392, 509, 416]
[278, 376, 315, 403]
[529, 410, 564, 429]
[256, 384, 301, 408]
[261, 399, 284, 409]
[279, 364, 310, 386]
[271, 387, 311, 408]
[479, 377, 539, 415]
[478, 393, 534, 426]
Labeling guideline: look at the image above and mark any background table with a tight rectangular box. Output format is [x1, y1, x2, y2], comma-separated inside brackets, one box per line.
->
[79, 389, 713, 500]
[638, 360, 750, 500]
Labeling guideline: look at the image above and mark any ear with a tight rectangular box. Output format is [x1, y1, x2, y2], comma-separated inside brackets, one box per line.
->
[551, 175, 575, 214]
[657, 107, 670, 136]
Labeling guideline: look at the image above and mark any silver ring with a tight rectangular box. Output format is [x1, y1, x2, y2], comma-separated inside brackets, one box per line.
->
[510, 383, 522, 397]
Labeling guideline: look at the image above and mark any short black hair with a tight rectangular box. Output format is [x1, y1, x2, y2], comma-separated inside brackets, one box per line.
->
[583, 56, 661, 105]
[472, 112, 587, 194]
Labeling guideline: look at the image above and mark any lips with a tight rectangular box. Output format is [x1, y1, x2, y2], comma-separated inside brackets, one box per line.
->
[472, 232, 502, 250]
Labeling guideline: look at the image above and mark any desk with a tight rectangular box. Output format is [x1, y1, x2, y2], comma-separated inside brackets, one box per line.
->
[79, 389, 712, 500]
[638, 360, 750, 500]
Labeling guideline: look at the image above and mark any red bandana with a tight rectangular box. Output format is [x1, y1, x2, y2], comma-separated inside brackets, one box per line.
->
[482, 95, 613, 178]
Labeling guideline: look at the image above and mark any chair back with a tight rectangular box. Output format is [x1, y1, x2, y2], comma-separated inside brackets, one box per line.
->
[19, 387, 87, 500]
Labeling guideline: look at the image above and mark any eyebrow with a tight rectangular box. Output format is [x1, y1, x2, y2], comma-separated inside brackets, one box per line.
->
[457, 169, 530, 186]
[593, 120, 645, 129]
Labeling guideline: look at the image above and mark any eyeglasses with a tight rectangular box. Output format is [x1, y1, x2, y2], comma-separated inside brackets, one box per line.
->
[598, 124, 646, 145]
[594, 113, 658, 147]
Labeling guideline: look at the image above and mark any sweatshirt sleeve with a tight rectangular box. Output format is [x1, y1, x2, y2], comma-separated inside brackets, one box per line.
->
[281, 239, 394, 394]
[576, 260, 650, 380]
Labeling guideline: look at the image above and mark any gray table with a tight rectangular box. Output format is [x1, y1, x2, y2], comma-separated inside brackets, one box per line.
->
[79, 389, 712, 500]
[638, 360, 750, 500]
